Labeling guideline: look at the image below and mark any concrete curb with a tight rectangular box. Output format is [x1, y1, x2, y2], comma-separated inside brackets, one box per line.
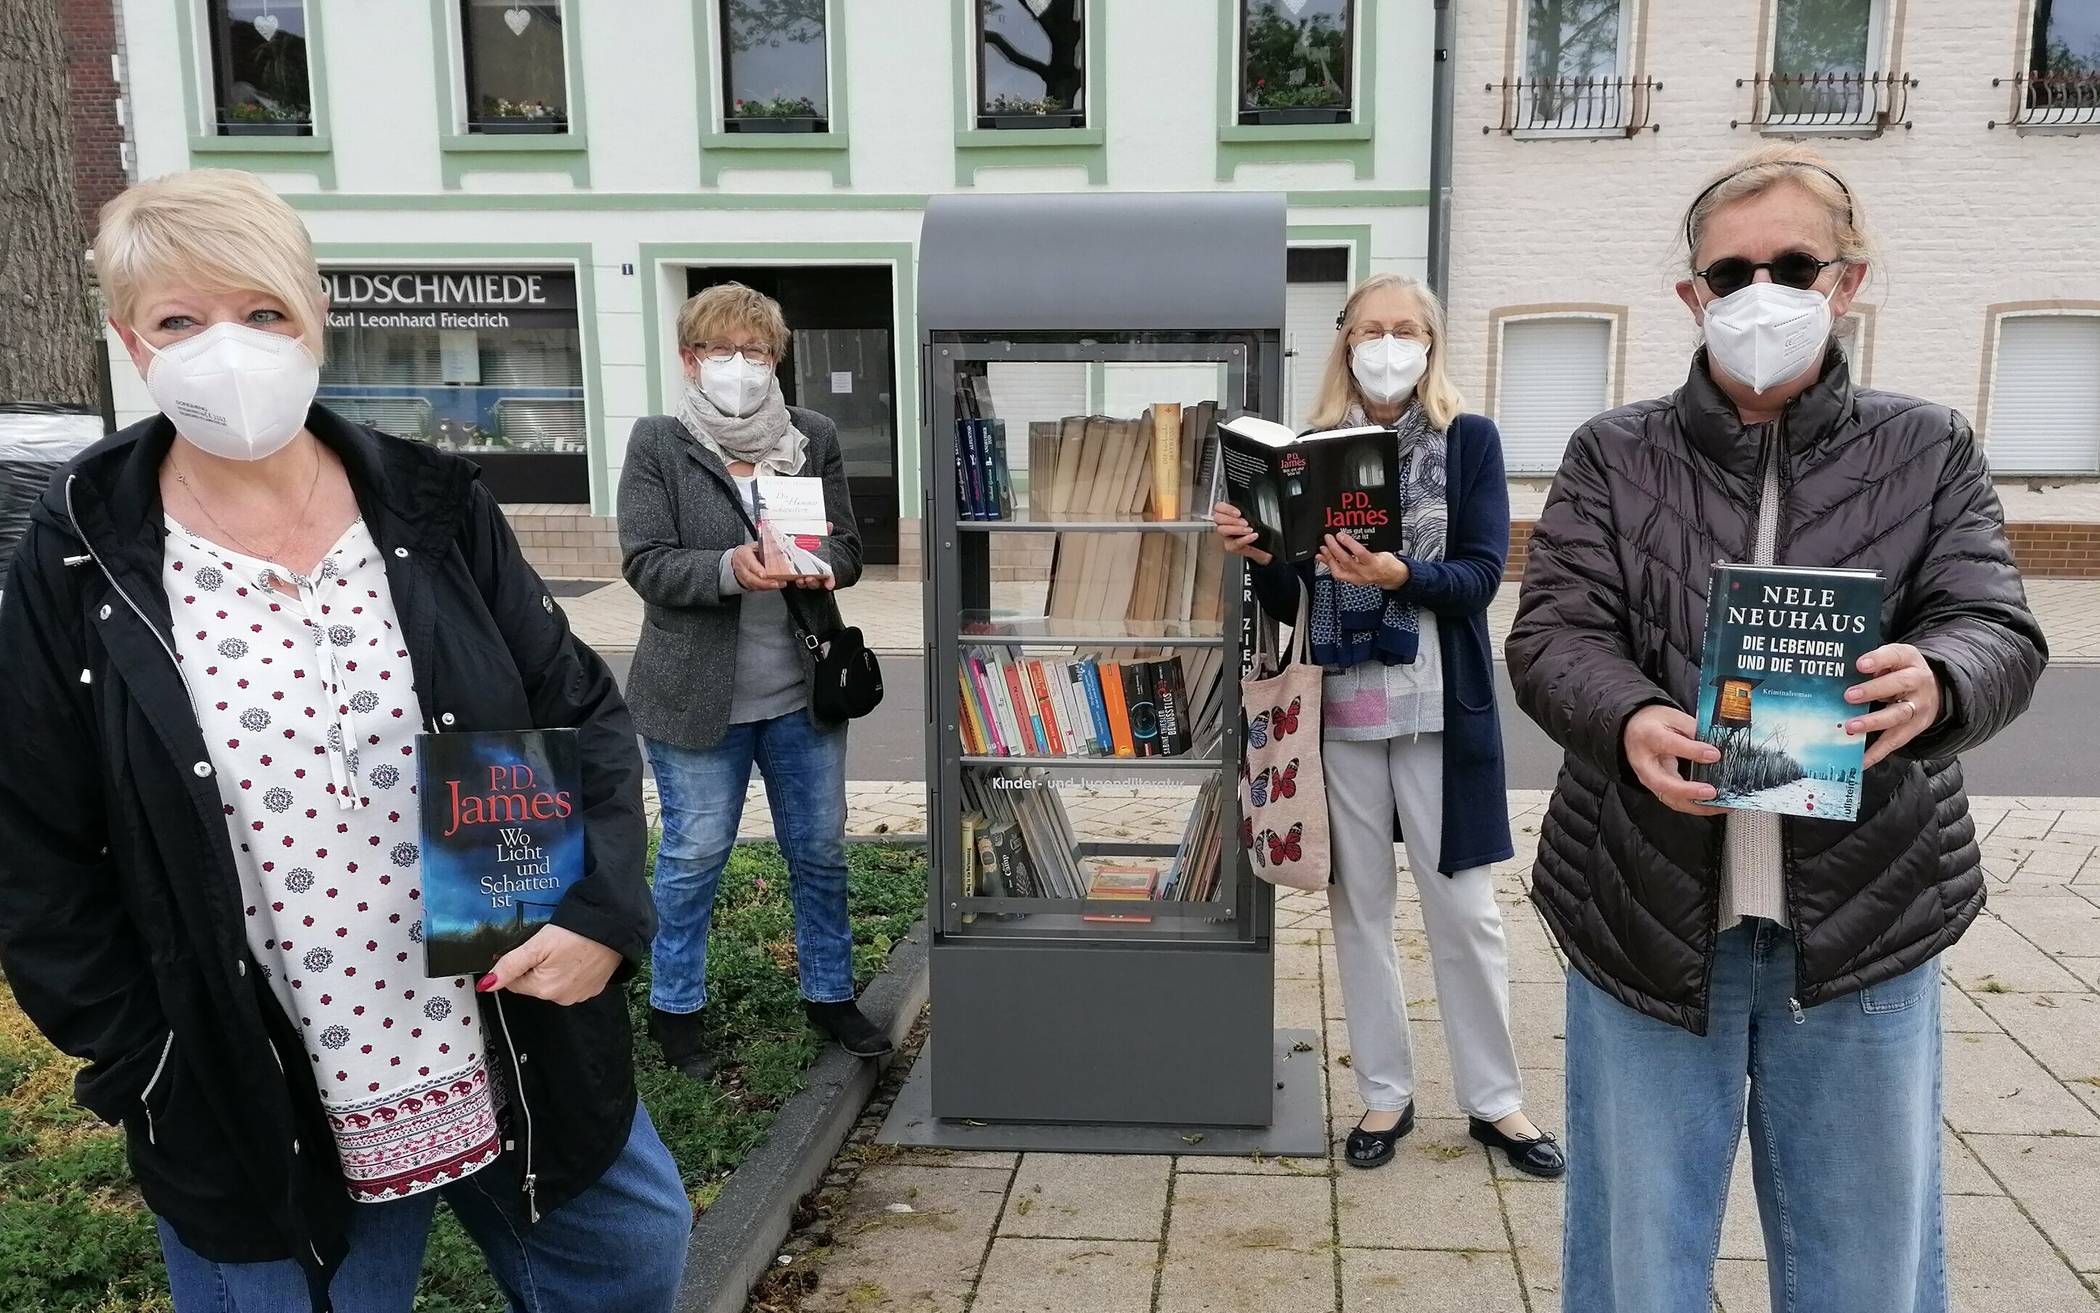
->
[673, 921, 932, 1313]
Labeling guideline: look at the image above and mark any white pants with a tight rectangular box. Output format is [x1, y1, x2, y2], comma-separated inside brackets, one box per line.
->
[1324, 732, 1524, 1120]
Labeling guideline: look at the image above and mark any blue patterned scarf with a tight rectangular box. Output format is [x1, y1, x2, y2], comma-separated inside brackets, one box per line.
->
[1307, 403, 1448, 670]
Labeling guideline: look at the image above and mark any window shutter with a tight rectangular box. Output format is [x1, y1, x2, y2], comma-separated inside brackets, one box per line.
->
[1285, 280, 1351, 428]
[1497, 318, 1612, 473]
[1988, 316, 2100, 475]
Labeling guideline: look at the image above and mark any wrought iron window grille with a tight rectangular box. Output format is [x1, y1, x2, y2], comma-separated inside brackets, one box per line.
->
[1733, 70, 1915, 131]
[1990, 72, 2100, 128]
[1487, 76, 1661, 135]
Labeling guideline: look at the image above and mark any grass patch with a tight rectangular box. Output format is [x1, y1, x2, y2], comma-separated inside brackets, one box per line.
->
[0, 837, 925, 1311]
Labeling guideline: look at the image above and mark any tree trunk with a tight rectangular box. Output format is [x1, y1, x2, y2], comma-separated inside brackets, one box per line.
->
[0, 0, 101, 408]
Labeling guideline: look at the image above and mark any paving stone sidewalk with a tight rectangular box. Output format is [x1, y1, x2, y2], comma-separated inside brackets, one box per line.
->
[705, 785, 2100, 1313]
[571, 577, 2100, 664]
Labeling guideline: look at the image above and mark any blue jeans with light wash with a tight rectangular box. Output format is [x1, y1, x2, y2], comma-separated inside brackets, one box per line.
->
[156, 1101, 690, 1312]
[644, 708, 853, 1015]
[1564, 918, 1946, 1313]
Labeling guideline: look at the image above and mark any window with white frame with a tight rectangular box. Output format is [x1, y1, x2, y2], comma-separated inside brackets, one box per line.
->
[1519, 0, 1633, 130]
[976, 0, 1086, 128]
[459, 0, 569, 133]
[720, 0, 830, 131]
[1496, 317, 1612, 473]
[1766, 0, 1889, 124]
[205, 0, 314, 135]
[1988, 314, 2100, 474]
[2022, 0, 2100, 124]
[1239, 0, 1355, 125]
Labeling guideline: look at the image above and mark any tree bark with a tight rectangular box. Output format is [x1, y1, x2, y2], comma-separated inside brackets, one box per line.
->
[0, 0, 101, 408]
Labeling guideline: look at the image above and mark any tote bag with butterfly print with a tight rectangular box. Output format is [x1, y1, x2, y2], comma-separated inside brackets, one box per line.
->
[1237, 588, 1330, 890]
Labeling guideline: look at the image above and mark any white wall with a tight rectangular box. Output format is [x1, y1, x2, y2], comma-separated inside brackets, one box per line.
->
[1447, 0, 2100, 478]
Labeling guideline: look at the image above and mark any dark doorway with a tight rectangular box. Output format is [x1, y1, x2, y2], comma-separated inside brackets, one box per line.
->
[685, 265, 901, 566]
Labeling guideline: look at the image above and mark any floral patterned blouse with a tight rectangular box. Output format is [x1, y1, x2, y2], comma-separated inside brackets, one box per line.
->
[163, 515, 502, 1203]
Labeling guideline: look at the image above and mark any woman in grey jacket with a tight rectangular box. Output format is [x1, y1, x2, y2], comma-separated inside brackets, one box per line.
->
[617, 282, 885, 1077]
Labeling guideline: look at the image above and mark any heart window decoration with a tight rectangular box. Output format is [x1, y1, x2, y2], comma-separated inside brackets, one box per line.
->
[503, 5, 533, 36]
[1021, 0, 1053, 16]
[1281, 0, 1311, 15]
[252, 6, 280, 40]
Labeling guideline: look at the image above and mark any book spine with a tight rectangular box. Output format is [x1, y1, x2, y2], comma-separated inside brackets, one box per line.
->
[954, 423, 973, 522]
[1153, 657, 1186, 757]
[1102, 661, 1135, 758]
[1063, 663, 1096, 755]
[960, 813, 980, 923]
[971, 420, 995, 520]
[1081, 656, 1114, 754]
[989, 419, 1013, 520]
[1025, 659, 1065, 756]
[993, 824, 1037, 899]
[1128, 661, 1160, 758]
[957, 669, 985, 755]
[980, 652, 1023, 756]
[1000, 657, 1041, 756]
[1152, 403, 1182, 521]
[1690, 567, 1733, 788]
[968, 654, 1009, 756]
[976, 830, 1009, 900]
[1045, 660, 1081, 757]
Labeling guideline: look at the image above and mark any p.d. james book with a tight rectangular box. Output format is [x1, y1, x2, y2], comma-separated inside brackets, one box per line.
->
[1690, 565, 1883, 822]
[417, 729, 585, 976]
[1217, 415, 1401, 564]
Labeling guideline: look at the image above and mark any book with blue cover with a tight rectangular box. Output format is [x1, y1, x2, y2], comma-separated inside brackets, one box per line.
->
[417, 729, 585, 975]
[1690, 564, 1883, 822]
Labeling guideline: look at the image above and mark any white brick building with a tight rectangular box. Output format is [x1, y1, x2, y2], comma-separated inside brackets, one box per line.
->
[108, 0, 1442, 577]
[1446, 0, 2100, 509]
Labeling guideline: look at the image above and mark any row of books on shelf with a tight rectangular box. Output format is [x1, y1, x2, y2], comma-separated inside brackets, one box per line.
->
[951, 399, 1222, 525]
[953, 417, 1016, 520]
[959, 649, 1210, 760]
[958, 772, 1228, 922]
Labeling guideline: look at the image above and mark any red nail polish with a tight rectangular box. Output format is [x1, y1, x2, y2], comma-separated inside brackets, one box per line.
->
[476, 974, 498, 993]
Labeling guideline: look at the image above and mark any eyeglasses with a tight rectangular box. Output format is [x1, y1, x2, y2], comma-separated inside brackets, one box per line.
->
[1344, 323, 1428, 346]
[691, 341, 777, 366]
[1693, 251, 1845, 300]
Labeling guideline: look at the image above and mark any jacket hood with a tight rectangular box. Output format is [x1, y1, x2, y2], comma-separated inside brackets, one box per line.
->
[35, 404, 480, 556]
[1673, 344, 1858, 489]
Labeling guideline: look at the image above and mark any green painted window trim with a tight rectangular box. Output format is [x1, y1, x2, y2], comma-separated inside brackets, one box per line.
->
[951, 0, 1109, 186]
[429, 0, 592, 189]
[636, 241, 922, 508]
[1287, 223, 1374, 284]
[311, 242, 610, 510]
[174, 0, 337, 185]
[1215, 0, 1377, 182]
[282, 188, 1431, 212]
[695, 0, 852, 186]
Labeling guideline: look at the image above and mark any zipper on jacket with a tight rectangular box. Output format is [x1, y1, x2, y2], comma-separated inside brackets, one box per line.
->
[139, 1030, 175, 1145]
[491, 993, 540, 1222]
[63, 476, 204, 727]
[1787, 997, 1805, 1025]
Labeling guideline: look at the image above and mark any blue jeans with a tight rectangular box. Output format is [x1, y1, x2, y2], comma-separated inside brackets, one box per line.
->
[1563, 919, 1946, 1313]
[645, 709, 853, 1014]
[157, 1101, 690, 1312]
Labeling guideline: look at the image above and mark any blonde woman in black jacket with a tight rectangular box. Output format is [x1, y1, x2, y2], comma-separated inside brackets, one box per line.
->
[0, 170, 687, 1312]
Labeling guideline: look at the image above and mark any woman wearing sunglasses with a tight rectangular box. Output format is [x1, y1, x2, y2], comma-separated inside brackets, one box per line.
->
[1508, 144, 2044, 1310]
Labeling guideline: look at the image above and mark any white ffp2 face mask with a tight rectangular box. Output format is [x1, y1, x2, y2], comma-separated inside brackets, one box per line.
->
[697, 353, 771, 418]
[140, 321, 319, 461]
[1701, 280, 1836, 393]
[1350, 335, 1429, 406]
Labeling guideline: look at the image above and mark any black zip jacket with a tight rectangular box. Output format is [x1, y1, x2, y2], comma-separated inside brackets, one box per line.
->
[1506, 350, 2046, 1035]
[0, 407, 654, 1306]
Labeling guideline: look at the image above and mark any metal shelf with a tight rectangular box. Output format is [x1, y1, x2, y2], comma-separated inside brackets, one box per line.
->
[954, 516, 1220, 533]
[959, 753, 1223, 769]
[958, 612, 1228, 647]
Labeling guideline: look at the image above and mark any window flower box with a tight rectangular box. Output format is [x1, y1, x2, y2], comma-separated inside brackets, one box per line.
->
[219, 103, 313, 136]
[725, 95, 826, 133]
[1238, 106, 1350, 125]
[977, 96, 1083, 130]
[725, 116, 828, 134]
[472, 97, 568, 135]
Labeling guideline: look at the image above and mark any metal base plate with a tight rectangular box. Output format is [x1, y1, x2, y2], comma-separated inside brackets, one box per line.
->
[877, 1028, 1327, 1158]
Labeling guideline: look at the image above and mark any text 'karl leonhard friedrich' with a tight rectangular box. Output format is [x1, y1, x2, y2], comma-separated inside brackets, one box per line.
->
[1726, 584, 1870, 679]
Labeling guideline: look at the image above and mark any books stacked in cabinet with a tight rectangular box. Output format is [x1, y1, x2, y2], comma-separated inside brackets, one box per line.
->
[914, 189, 1283, 1137]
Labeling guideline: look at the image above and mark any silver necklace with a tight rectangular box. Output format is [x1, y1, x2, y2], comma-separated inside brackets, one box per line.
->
[172, 445, 323, 570]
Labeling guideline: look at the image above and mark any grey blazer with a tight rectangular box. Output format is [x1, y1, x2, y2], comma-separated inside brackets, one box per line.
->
[616, 407, 863, 750]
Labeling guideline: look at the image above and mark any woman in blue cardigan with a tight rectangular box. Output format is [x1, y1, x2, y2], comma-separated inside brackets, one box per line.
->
[1213, 274, 1561, 1178]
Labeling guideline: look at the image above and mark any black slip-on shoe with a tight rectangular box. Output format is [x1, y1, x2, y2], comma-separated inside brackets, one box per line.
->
[1343, 1103, 1415, 1170]
[1469, 1117, 1566, 1179]
[805, 999, 895, 1059]
[647, 1007, 717, 1082]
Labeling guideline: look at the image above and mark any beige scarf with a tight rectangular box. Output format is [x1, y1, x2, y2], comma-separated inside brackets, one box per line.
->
[675, 376, 808, 476]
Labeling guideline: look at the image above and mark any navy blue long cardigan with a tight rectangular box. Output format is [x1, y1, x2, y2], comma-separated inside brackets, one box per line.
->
[1247, 411, 1516, 875]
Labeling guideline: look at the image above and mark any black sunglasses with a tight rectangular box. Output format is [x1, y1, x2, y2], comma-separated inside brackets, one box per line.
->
[1693, 251, 1845, 300]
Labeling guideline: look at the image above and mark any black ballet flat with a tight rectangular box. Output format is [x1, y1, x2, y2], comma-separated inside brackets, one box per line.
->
[1469, 1117, 1566, 1179]
[1344, 1104, 1415, 1170]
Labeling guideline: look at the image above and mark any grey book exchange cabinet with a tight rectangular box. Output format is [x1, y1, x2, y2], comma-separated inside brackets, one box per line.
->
[912, 192, 1287, 1133]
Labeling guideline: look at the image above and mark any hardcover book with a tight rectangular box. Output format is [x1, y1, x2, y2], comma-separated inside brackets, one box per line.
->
[1217, 415, 1401, 564]
[417, 729, 585, 976]
[1690, 564, 1884, 821]
[747, 475, 830, 579]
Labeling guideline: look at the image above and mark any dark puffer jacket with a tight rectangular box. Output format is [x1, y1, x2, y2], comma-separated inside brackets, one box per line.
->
[1506, 349, 2045, 1035]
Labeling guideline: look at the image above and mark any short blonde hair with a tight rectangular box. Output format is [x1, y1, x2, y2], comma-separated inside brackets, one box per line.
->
[94, 168, 328, 359]
[1308, 274, 1465, 432]
[1682, 144, 1873, 269]
[677, 282, 790, 360]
